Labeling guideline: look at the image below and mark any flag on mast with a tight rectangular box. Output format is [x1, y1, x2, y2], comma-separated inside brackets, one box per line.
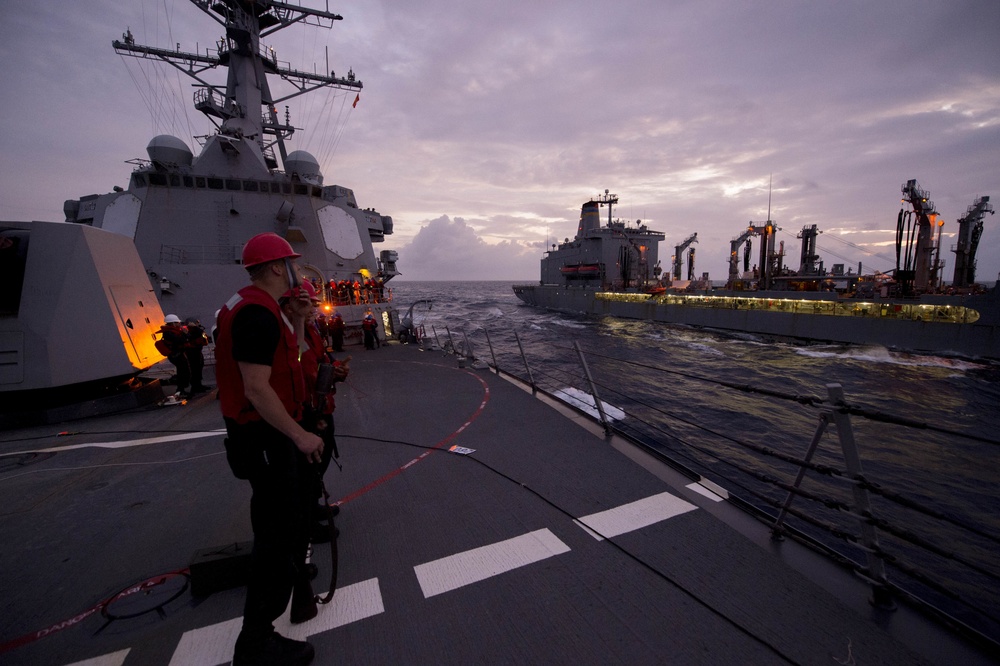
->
[353, 93, 360, 108]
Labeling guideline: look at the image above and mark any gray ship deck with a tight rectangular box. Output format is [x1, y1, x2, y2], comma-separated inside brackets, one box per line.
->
[0, 343, 990, 665]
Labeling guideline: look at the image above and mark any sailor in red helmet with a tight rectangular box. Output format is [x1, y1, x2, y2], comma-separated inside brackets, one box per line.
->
[215, 232, 321, 666]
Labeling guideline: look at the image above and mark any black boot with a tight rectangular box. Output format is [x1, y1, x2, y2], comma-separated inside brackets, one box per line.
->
[233, 630, 315, 665]
[290, 576, 317, 624]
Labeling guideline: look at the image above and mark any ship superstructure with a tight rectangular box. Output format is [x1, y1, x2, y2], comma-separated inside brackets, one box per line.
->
[64, 0, 399, 333]
[540, 191, 664, 289]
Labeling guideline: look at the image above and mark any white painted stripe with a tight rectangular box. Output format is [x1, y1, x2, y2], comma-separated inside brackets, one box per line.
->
[576, 491, 697, 541]
[0, 430, 226, 457]
[686, 481, 726, 502]
[63, 649, 131, 666]
[414, 528, 570, 598]
[168, 617, 241, 666]
[167, 579, 384, 665]
[275, 578, 385, 640]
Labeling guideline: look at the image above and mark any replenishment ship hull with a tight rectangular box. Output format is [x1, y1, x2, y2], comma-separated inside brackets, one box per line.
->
[513, 284, 1000, 359]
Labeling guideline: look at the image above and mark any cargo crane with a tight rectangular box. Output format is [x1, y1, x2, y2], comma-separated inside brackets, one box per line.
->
[797, 224, 824, 275]
[952, 196, 994, 288]
[747, 220, 781, 290]
[671, 233, 697, 280]
[727, 229, 754, 288]
[898, 179, 941, 293]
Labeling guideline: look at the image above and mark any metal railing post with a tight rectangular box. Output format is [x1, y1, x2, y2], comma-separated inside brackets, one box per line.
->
[827, 383, 895, 610]
[513, 330, 536, 394]
[483, 329, 500, 374]
[574, 341, 611, 437]
[772, 413, 831, 539]
[462, 329, 475, 362]
[444, 326, 456, 354]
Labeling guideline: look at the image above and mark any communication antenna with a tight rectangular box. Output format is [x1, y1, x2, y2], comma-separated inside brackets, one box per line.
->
[767, 174, 772, 222]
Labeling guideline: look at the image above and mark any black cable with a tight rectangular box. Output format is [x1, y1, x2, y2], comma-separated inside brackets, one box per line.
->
[336, 433, 801, 665]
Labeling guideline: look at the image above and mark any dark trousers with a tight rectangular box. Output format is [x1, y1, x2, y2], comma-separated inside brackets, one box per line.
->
[239, 428, 314, 640]
[168, 353, 190, 391]
[186, 348, 205, 387]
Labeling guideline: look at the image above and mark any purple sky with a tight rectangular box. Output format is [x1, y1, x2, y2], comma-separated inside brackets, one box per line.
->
[1, 0, 998, 282]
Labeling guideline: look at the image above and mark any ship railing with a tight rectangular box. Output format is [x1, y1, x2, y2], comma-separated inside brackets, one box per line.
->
[436, 323, 1000, 649]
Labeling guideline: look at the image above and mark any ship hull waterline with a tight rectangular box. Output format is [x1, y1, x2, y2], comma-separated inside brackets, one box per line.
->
[513, 285, 1000, 360]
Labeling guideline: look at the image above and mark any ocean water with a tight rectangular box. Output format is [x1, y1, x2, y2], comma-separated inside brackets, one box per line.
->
[389, 280, 1000, 640]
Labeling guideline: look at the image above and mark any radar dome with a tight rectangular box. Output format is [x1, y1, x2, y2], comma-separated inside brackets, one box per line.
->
[285, 150, 322, 179]
[146, 135, 193, 166]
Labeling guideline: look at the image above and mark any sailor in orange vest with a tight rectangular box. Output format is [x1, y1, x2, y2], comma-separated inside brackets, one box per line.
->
[215, 233, 322, 665]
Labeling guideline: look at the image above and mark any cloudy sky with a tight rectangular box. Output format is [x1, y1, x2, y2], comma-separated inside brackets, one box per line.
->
[1, 0, 998, 282]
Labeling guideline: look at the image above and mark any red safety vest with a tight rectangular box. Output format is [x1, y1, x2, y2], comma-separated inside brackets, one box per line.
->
[302, 321, 336, 414]
[216, 285, 306, 424]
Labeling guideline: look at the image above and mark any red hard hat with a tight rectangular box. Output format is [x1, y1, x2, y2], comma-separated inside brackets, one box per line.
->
[300, 281, 321, 302]
[242, 233, 301, 268]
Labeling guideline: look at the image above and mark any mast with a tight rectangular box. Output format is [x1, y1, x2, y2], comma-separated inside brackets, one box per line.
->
[112, 0, 362, 171]
[594, 189, 619, 227]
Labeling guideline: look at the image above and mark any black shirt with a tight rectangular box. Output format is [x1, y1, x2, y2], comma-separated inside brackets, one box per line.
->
[231, 304, 281, 366]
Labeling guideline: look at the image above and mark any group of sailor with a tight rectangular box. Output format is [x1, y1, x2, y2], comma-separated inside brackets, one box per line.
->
[327, 277, 388, 305]
[156, 315, 212, 399]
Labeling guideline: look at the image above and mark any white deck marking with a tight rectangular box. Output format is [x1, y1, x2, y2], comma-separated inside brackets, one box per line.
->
[167, 579, 383, 665]
[168, 617, 242, 666]
[686, 481, 726, 502]
[0, 430, 225, 457]
[275, 578, 385, 640]
[414, 528, 571, 598]
[63, 650, 130, 666]
[575, 491, 698, 541]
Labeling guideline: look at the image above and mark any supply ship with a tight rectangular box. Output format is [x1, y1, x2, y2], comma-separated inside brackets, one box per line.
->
[514, 186, 999, 360]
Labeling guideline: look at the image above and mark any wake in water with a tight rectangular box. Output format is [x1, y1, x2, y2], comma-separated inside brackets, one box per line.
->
[794, 343, 992, 371]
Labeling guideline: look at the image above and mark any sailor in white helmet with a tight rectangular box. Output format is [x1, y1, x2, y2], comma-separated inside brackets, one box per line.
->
[156, 314, 191, 398]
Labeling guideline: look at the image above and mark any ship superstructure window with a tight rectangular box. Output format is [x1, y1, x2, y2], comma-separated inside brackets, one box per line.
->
[183, 176, 194, 188]
[282, 183, 292, 194]
[294, 184, 308, 195]
[195, 177, 206, 188]
[132, 174, 146, 187]
[169, 175, 181, 187]
[207, 178, 223, 190]
[270, 182, 281, 193]
[149, 173, 167, 186]
[243, 180, 258, 192]
[226, 179, 241, 191]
